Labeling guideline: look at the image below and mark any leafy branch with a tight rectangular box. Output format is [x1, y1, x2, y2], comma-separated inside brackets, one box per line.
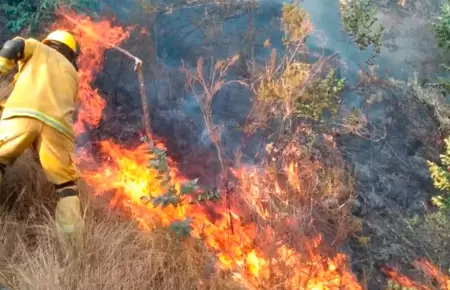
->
[140, 137, 220, 238]
[0, 0, 99, 33]
[431, 0, 450, 52]
[249, 4, 345, 134]
[427, 136, 450, 213]
[340, 0, 384, 62]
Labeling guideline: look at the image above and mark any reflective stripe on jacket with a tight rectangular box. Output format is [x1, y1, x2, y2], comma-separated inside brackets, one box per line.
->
[1, 37, 78, 139]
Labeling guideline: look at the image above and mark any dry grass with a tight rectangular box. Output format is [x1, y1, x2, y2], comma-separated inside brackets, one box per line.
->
[233, 132, 357, 247]
[0, 151, 239, 290]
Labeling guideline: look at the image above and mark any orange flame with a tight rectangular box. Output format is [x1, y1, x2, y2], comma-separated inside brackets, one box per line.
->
[53, 9, 446, 290]
[381, 260, 450, 289]
[381, 265, 429, 290]
[50, 8, 133, 134]
[54, 9, 363, 289]
[415, 260, 450, 289]
[77, 140, 363, 289]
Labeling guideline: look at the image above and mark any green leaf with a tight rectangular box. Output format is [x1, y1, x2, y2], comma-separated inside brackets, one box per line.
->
[149, 159, 160, 168]
[195, 190, 221, 202]
[151, 193, 182, 208]
[181, 178, 200, 194]
[153, 147, 166, 157]
[169, 218, 193, 239]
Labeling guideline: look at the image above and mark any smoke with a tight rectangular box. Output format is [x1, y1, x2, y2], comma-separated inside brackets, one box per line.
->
[92, 0, 441, 185]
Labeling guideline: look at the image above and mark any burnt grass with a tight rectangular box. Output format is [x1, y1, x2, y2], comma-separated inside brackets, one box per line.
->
[94, 1, 450, 287]
[1, 0, 450, 288]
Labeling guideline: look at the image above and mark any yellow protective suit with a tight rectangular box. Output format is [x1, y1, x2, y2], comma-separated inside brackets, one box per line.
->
[2, 37, 78, 140]
[0, 34, 83, 237]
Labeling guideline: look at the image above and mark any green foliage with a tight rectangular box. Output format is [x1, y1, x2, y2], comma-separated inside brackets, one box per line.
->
[431, 3, 450, 98]
[385, 280, 417, 290]
[340, 0, 384, 60]
[169, 218, 194, 240]
[149, 146, 170, 173]
[255, 4, 346, 127]
[152, 189, 182, 208]
[431, 1, 450, 51]
[0, 0, 99, 33]
[181, 178, 200, 195]
[427, 136, 450, 213]
[431, 1, 450, 92]
[141, 139, 219, 239]
[192, 189, 220, 203]
[407, 211, 450, 268]
[258, 61, 310, 102]
[258, 60, 345, 122]
[295, 69, 345, 121]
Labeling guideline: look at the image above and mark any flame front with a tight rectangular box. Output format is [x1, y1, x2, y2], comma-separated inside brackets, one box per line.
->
[53, 9, 362, 289]
[416, 260, 450, 289]
[78, 140, 363, 289]
[51, 9, 132, 134]
[52, 9, 447, 290]
[381, 260, 450, 289]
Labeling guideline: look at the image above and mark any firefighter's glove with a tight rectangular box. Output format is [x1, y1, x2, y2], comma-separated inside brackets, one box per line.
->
[55, 195, 84, 236]
[0, 56, 15, 75]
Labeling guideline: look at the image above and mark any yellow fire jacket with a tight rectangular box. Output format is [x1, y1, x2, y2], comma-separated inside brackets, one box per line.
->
[1, 37, 78, 140]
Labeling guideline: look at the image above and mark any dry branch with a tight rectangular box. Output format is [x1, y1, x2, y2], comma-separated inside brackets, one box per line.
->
[182, 55, 243, 233]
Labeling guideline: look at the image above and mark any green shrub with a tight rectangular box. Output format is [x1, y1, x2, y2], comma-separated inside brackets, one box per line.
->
[254, 4, 346, 127]
[141, 138, 219, 239]
[295, 69, 345, 121]
[0, 0, 99, 33]
[427, 136, 450, 213]
[432, 0, 450, 51]
[340, 0, 384, 61]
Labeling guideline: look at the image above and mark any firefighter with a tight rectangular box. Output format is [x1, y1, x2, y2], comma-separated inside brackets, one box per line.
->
[0, 30, 83, 237]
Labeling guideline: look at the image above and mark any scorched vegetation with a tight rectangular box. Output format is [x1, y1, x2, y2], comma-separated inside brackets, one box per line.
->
[0, 0, 450, 289]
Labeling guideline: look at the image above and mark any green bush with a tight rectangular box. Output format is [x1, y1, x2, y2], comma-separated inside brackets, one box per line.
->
[255, 4, 346, 127]
[141, 137, 220, 239]
[427, 136, 450, 213]
[295, 69, 345, 121]
[0, 0, 99, 33]
[432, 0, 450, 51]
[340, 0, 384, 61]
[430, 1, 450, 91]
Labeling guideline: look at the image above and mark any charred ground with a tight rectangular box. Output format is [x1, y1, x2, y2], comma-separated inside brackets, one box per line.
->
[0, 0, 450, 289]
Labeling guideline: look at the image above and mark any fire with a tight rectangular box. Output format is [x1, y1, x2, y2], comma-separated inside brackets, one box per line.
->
[415, 260, 450, 289]
[52, 8, 446, 290]
[381, 265, 429, 290]
[381, 260, 450, 289]
[78, 140, 363, 289]
[50, 8, 133, 134]
[54, 8, 363, 289]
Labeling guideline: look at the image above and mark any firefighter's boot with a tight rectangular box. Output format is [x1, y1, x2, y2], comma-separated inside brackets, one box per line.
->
[55, 182, 84, 240]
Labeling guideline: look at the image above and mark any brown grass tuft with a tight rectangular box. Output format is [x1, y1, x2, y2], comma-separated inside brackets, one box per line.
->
[0, 152, 239, 290]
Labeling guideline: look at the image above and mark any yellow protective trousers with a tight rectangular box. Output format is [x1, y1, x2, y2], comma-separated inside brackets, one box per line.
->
[0, 116, 78, 184]
[0, 116, 83, 236]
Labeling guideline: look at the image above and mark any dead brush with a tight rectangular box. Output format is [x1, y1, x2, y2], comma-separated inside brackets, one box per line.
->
[0, 152, 240, 290]
[0, 206, 240, 290]
[224, 134, 359, 289]
[233, 132, 356, 244]
[0, 150, 54, 221]
[179, 5, 359, 288]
